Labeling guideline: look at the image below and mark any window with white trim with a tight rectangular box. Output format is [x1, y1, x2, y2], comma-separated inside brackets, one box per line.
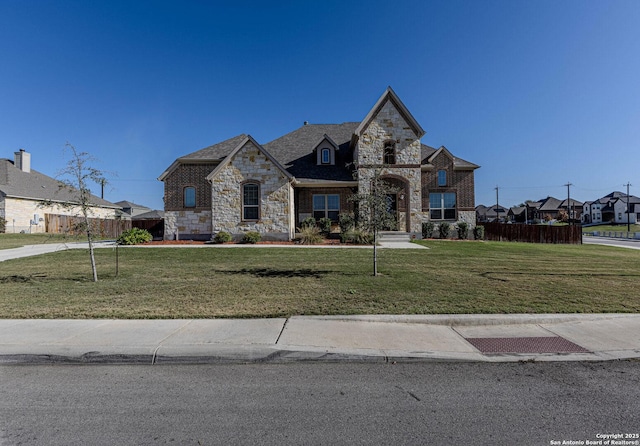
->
[242, 183, 260, 220]
[313, 194, 340, 221]
[321, 148, 331, 164]
[430, 192, 456, 220]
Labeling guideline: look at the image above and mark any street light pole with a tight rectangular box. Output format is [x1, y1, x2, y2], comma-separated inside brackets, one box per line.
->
[625, 182, 632, 232]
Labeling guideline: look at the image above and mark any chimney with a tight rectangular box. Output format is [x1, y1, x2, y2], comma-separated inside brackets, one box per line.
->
[14, 149, 31, 173]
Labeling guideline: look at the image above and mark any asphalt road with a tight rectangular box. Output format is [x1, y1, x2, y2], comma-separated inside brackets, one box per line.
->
[1, 361, 639, 445]
[583, 235, 640, 250]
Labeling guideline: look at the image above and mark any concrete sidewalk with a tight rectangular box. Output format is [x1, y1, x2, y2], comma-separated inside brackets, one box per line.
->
[1, 314, 638, 365]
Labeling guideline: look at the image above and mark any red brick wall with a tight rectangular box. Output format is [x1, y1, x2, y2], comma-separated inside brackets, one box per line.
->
[421, 153, 475, 212]
[296, 187, 355, 222]
[163, 163, 216, 211]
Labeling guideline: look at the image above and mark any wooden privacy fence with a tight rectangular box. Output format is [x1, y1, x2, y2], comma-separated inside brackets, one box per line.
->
[482, 222, 582, 244]
[45, 214, 131, 239]
[132, 218, 164, 240]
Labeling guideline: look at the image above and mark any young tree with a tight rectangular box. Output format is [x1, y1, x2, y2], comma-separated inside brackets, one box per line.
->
[349, 169, 400, 276]
[43, 143, 108, 282]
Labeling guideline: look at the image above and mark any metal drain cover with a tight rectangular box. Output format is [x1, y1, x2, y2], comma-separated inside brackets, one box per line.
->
[465, 336, 590, 354]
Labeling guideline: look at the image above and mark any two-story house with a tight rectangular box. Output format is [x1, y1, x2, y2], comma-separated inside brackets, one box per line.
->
[159, 88, 479, 241]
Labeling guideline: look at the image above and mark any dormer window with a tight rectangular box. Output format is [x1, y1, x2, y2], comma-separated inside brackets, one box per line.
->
[383, 141, 396, 165]
[321, 148, 331, 164]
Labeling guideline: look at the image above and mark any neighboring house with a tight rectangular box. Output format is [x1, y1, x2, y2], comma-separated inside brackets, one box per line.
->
[476, 204, 508, 222]
[598, 192, 640, 224]
[529, 196, 582, 222]
[160, 87, 480, 241]
[507, 206, 526, 223]
[582, 201, 602, 224]
[0, 149, 120, 233]
[115, 200, 152, 218]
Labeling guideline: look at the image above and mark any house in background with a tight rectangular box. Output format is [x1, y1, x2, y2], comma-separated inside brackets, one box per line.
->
[582, 201, 603, 224]
[160, 88, 480, 241]
[0, 149, 120, 233]
[115, 200, 152, 218]
[598, 192, 640, 224]
[476, 204, 508, 222]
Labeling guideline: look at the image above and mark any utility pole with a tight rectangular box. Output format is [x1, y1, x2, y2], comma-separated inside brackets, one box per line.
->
[495, 186, 500, 222]
[564, 183, 572, 225]
[625, 182, 632, 232]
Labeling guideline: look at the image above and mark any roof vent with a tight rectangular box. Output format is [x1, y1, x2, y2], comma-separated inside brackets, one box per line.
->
[14, 149, 31, 173]
[304, 121, 309, 126]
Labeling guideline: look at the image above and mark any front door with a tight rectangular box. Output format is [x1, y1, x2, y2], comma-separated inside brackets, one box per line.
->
[383, 193, 398, 230]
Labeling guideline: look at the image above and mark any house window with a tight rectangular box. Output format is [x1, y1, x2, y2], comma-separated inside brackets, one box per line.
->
[437, 170, 447, 187]
[313, 194, 340, 221]
[430, 192, 456, 220]
[383, 141, 396, 165]
[242, 182, 260, 220]
[321, 148, 331, 164]
[184, 187, 196, 208]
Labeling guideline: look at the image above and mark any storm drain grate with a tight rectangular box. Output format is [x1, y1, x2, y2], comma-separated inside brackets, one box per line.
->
[465, 336, 590, 354]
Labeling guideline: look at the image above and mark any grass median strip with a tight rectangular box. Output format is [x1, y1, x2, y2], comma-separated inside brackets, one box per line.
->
[0, 240, 638, 318]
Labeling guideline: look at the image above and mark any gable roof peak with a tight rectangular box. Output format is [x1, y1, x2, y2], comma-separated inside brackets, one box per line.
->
[355, 87, 426, 139]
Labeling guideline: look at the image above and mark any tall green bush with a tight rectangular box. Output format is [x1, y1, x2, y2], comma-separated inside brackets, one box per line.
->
[438, 222, 451, 239]
[473, 225, 485, 240]
[318, 217, 332, 235]
[422, 221, 435, 239]
[300, 217, 316, 229]
[0, 216, 6, 233]
[456, 222, 469, 240]
[338, 213, 355, 233]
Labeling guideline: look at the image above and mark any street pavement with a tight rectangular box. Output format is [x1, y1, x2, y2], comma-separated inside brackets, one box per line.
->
[1, 241, 638, 364]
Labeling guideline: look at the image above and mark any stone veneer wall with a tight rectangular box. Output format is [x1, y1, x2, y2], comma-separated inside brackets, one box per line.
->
[1, 197, 117, 233]
[210, 141, 293, 241]
[164, 210, 212, 240]
[356, 99, 423, 236]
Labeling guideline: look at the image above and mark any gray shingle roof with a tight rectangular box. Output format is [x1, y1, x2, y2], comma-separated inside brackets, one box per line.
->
[263, 123, 359, 182]
[0, 159, 118, 208]
[179, 134, 248, 161]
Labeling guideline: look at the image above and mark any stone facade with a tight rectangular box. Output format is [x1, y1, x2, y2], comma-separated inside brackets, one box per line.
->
[356, 99, 424, 236]
[209, 140, 293, 241]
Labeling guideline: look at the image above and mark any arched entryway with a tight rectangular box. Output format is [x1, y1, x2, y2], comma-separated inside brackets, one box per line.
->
[380, 175, 410, 232]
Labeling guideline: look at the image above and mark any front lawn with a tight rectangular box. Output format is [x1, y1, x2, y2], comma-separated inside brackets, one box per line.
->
[0, 233, 84, 250]
[0, 241, 638, 318]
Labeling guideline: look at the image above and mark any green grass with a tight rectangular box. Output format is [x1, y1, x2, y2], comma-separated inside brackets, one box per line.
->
[1, 240, 639, 318]
[583, 223, 640, 233]
[0, 233, 85, 250]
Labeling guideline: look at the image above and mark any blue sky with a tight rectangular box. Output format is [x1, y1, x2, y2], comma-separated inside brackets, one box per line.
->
[1, 0, 639, 210]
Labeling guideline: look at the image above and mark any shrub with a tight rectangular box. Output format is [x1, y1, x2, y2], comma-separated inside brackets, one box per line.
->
[473, 225, 485, 240]
[456, 222, 469, 240]
[422, 221, 435, 239]
[318, 217, 332, 235]
[242, 231, 261, 244]
[0, 216, 6, 233]
[117, 228, 152, 245]
[340, 229, 373, 245]
[296, 225, 324, 245]
[213, 231, 232, 244]
[338, 213, 355, 233]
[438, 222, 451, 239]
[300, 216, 317, 229]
